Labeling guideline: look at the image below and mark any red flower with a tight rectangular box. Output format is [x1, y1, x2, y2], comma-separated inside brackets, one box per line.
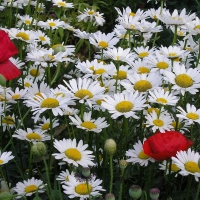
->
[0, 30, 21, 80]
[143, 131, 193, 160]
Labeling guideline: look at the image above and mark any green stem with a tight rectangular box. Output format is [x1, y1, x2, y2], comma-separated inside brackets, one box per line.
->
[118, 170, 124, 200]
[28, 143, 33, 178]
[186, 175, 193, 200]
[109, 155, 114, 193]
[86, 179, 92, 200]
[195, 180, 200, 200]
[50, 62, 61, 86]
[124, 117, 129, 150]
[195, 38, 200, 68]
[172, 25, 178, 46]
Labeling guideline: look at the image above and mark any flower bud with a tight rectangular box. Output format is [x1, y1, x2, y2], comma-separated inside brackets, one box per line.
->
[150, 188, 160, 200]
[82, 167, 90, 178]
[119, 159, 128, 170]
[52, 44, 65, 54]
[0, 192, 13, 200]
[0, 74, 6, 87]
[129, 185, 142, 199]
[105, 193, 115, 200]
[31, 142, 47, 157]
[104, 139, 117, 155]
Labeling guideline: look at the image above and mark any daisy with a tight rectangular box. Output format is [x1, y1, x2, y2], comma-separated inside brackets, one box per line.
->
[164, 62, 200, 95]
[132, 59, 153, 74]
[58, 78, 105, 107]
[126, 139, 155, 166]
[0, 151, 14, 165]
[37, 19, 65, 30]
[9, 57, 25, 69]
[52, 138, 95, 167]
[26, 65, 45, 82]
[25, 92, 75, 122]
[101, 91, 146, 119]
[73, 29, 91, 39]
[176, 103, 200, 124]
[62, 174, 105, 199]
[186, 17, 200, 36]
[89, 31, 119, 49]
[34, 30, 50, 45]
[1, 114, 16, 132]
[159, 160, 180, 175]
[16, 14, 36, 27]
[172, 148, 200, 181]
[13, 177, 45, 197]
[7, 87, 28, 101]
[56, 169, 72, 184]
[52, 0, 73, 8]
[13, 128, 51, 143]
[145, 111, 173, 133]
[148, 88, 179, 106]
[69, 111, 109, 133]
[133, 46, 155, 59]
[18, 77, 34, 88]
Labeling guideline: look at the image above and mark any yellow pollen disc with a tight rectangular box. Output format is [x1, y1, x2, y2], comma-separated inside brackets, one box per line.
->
[39, 36, 46, 41]
[153, 119, 164, 127]
[25, 185, 38, 193]
[24, 82, 31, 87]
[167, 163, 179, 172]
[0, 160, 4, 164]
[147, 108, 159, 114]
[89, 66, 94, 71]
[138, 52, 149, 58]
[12, 94, 20, 100]
[129, 12, 136, 17]
[65, 148, 81, 161]
[37, 7, 42, 12]
[30, 69, 40, 77]
[42, 123, 50, 130]
[186, 112, 199, 120]
[171, 121, 180, 129]
[130, 24, 135, 29]
[88, 10, 94, 15]
[41, 98, 59, 108]
[185, 161, 200, 173]
[75, 89, 93, 99]
[26, 132, 42, 140]
[75, 183, 92, 195]
[138, 67, 150, 74]
[65, 176, 69, 181]
[173, 57, 181, 62]
[138, 150, 150, 159]
[168, 52, 177, 57]
[47, 54, 55, 60]
[113, 70, 127, 80]
[98, 41, 108, 49]
[156, 62, 169, 69]
[185, 47, 192, 51]
[116, 55, 120, 60]
[25, 20, 31, 25]
[115, 101, 133, 112]
[55, 92, 65, 97]
[81, 121, 97, 130]
[94, 68, 106, 75]
[34, 92, 44, 100]
[58, 2, 66, 6]
[177, 31, 184, 36]
[48, 22, 56, 27]
[194, 25, 200, 30]
[153, 15, 157, 20]
[156, 98, 168, 104]
[16, 32, 30, 40]
[134, 80, 152, 92]
[2, 116, 15, 124]
[175, 74, 193, 88]
[96, 99, 104, 105]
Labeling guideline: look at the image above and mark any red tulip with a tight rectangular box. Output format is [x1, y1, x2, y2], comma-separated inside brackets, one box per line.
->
[143, 131, 193, 160]
[0, 30, 21, 80]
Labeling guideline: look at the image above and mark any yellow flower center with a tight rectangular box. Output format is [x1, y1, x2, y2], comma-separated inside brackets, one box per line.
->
[26, 132, 42, 140]
[175, 74, 193, 88]
[194, 25, 200, 30]
[186, 112, 199, 120]
[42, 123, 50, 130]
[54, 92, 65, 97]
[98, 41, 108, 49]
[34, 92, 44, 100]
[134, 80, 152, 92]
[171, 121, 180, 129]
[41, 98, 59, 108]
[168, 52, 177, 57]
[156, 98, 168, 104]
[58, 2, 66, 6]
[129, 12, 136, 17]
[0, 160, 4, 164]
[185, 47, 192, 51]
[138, 52, 149, 58]
[16, 32, 30, 40]
[25, 185, 38, 193]
[156, 62, 169, 69]
[81, 121, 97, 130]
[12, 94, 21, 100]
[25, 20, 31, 25]
[75, 183, 92, 195]
[94, 68, 106, 75]
[30, 69, 40, 77]
[2, 116, 15, 124]
[96, 99, 104, 105]
[65, 176, 69, 181]
[39, 36, 46, 41]
[75, 89, 93, 99]
[65, 148, 81, 161]
[24, 82, 31, 87]
[88, 10, 94, 15]
[115, 101, 133, 112]
[147, 108, 159, 114]
[153, 119, 164, 127]
[42, 54, 55, 61]
[153, 15, 157, 20]
[138, 67, 150, 74]
[138, 150, 150, 159]
[177, 31, 184, 36]
[167, 163, 179, 172]
[48, 22, 56, 27]
[113, 70, 127, 80]
[185, 161, 200, 173]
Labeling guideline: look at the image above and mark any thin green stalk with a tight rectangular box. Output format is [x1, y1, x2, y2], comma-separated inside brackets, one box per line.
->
[118, 170, 124, 200]
[195, 180, 200, 200]
[50, 62, 61, 86]
[86, 179, 92, 200]
[172, 25, 178, 46]
[48, 110, 54, 171]
[124, 117, 129, 150]
[109, 155, 114, 193]
[195, 38, 200, 68]
[28, 144, 33, 178]
[186, 175, 193, 200]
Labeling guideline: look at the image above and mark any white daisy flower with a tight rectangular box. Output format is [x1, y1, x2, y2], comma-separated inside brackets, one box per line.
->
[148, 88, 179, 106]
[37, 19, 65, 30]
[9, 57, 25, 69]
[69, 111, 109, 133]
[62, 174, 105, 199]
[34, 30, 50, 45]
[101, 91, 147, 119]
[52, 0, 73, 8]
[186, 17, 200, 36]
[132, 59, 153, 74]
[26, 65, 45, 82]
[134, 46, 155, 59]
[13, 177, 45, 197]
[145, 111, 173, 133]
[164, 62, 200, 95]
[172, 148, 200, 181]
[18, 77, 34, 88]
[159, 160, 180, 175]
[53, 138, 95, 167]
[13, 128, 51, 143]
[16, 14, 36, 27]
[176, 103, 200, 124]
[126, 139, 155, 166]
[0, 151, 14, 165]
[7, 87, 28, 101]
[56, 169, 73, 184]
[1, 114, 16, 132]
